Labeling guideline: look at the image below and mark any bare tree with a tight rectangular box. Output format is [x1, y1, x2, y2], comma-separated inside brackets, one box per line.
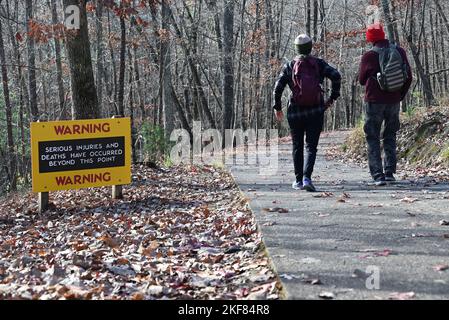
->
[63, 0, 99, 120]
[0, 13, 16, 190]
[26, 0, 39, 121]
[222, 0, 235, 135]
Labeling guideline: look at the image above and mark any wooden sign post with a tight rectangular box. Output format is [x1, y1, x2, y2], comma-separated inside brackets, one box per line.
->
[39, 191, 49, 213]
[111, 116, 124, 200]
[31, 118, 132, 213]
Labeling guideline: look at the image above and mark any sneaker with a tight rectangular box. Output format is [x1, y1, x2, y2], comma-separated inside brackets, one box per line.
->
[385, 173, 396, 182]
[303, 178, 316, 192]
[292, 181, 303, 190]
[374, 176, 387, 186]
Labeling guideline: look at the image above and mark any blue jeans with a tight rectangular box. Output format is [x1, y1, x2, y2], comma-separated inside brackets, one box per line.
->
[364, 102, 401, 179]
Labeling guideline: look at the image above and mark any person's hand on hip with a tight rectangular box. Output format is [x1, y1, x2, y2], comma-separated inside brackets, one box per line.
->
[325, 99, 335, 110]
[275, 109, 284, 122]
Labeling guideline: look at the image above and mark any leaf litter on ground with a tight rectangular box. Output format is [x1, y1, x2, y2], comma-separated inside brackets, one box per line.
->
[0, 165, 280, 300]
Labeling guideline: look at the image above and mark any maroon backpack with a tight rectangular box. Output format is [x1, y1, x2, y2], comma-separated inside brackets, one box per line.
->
[292, 57, 322, 107]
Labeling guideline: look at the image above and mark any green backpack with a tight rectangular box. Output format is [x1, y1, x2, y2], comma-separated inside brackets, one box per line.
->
[372, 44, 409, 93]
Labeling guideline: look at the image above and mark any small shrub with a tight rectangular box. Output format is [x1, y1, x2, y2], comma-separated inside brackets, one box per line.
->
[405, 104, 417, 119]
[137, 122, 172, 164]
[441, 147, 449, 163]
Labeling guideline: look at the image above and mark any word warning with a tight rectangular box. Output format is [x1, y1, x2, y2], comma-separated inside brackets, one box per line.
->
[31, 118, 132, 192]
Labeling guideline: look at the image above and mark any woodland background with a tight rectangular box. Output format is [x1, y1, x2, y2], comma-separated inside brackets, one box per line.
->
[0, 0, 449, 194]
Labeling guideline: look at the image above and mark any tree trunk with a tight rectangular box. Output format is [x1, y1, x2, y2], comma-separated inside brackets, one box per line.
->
[38, 46, 49, 117]
[63, 0, 100, 120]
[305, 0, 311, 35]
[161, 0, 176, 139]
[312, 0, 318, 41]
[167, 6, 217, 129]
[95, 0, 104, 116]
[0, 18, 17, 191]
[403, 0, 435, 106]
[117, 13, 126, 117]
[433, 0, 449, 36]
[6, 0, 28, 178]
[380, 0, 396, 43]
[48, 0, 66, 120]
[222, 0, 235, 135]
[26, 0, 39, 121]
[107, 10, 118, 116]
[133, 46, 145, 120]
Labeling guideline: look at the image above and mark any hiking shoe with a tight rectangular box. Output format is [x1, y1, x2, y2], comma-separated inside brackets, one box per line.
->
[385, 173, 396, 182]
[374, 176, 387, 186]
[303, 178, 316, 192]
[292, 181, 304, 190]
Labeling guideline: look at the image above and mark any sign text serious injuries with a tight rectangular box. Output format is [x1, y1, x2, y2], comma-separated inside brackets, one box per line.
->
[31, 118, 131, 192]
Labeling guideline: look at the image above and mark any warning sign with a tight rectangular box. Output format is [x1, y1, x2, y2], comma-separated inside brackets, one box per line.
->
[31, 118, 132, 192]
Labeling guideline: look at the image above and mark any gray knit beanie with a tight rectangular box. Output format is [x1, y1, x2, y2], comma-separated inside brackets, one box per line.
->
[294, 34, 313, 55]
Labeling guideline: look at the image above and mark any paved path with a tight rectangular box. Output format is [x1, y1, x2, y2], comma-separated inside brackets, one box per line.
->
[228, 131, 449, 300]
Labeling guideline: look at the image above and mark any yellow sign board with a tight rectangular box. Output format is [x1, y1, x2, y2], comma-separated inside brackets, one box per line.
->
[31, 118, 132, 192]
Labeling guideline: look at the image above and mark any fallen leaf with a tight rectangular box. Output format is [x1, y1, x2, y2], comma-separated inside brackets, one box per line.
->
[313, 192, 334, 198]
[319, 292, 335, 299]
[72, 242, 89, 251]
[115, 258, 129, 266]
[400, 197, 419, 203]
[147, 285, 165, 296]
[131, 292, 145, 300]
[303, 278, 322, 285]
[433, 264, 449, 272]
[374, 249, 393, 257]
[262, 207, 289, 213]
[99, 235, 120, 249]
[388, 292, 415, 300]
[279, 274, 301, 280]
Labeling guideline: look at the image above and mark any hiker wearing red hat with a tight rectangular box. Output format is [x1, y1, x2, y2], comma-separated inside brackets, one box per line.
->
[366, 24, 386, 43]
[359, 24, 413, 186]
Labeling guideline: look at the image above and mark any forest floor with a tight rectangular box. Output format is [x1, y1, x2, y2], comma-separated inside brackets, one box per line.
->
[229, 131, 449, 300]
[0, 165, 281, 300]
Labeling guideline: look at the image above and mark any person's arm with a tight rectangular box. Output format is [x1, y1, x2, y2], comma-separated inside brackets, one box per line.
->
[273, 63, 291, 111]
[321, 60, 342, 103]
[359, 53, 371, 86]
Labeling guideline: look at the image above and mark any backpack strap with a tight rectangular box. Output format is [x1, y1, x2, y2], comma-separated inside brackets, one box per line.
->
[371, 46, 383, 54]
[308, 56, 320, 77]
[292, 59, 301, 87]
[371, 45, 389, 75]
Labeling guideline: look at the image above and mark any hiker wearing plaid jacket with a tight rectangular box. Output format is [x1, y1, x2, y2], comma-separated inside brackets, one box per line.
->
[273, 34, 341, 192]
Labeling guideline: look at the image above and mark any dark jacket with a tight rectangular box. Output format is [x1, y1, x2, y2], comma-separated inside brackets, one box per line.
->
[273, 56, 342, 112]
[359, 39, 412, 104]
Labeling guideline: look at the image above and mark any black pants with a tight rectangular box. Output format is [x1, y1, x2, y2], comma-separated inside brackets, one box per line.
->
[288, 110, 324, 183]
[364, 102, 401, 179]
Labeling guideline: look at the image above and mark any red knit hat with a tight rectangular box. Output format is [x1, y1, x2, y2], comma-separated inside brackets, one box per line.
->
[366, 24, 386, 43]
